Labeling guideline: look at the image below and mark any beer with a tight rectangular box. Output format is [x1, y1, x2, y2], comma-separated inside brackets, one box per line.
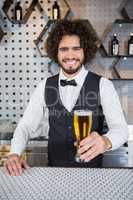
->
[73, 110, 92, 162]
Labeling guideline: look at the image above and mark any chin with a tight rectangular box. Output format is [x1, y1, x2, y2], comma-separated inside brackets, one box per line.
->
[63, 66, 82, 74]
[66, 66, 78, 71]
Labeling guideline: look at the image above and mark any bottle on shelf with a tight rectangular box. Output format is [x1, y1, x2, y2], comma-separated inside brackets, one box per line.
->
[110, 33, 119, 56]
[14, 0, 22, 22]
[52, 1, 60, 20]
[128, 33, 133, 56]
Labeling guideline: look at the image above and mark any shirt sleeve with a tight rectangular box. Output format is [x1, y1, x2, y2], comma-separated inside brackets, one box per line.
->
[10, 78, 48, 156]
[100, 77, 129, 150]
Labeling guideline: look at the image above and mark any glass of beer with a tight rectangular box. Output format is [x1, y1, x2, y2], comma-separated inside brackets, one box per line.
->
[73, 110, 92, 162]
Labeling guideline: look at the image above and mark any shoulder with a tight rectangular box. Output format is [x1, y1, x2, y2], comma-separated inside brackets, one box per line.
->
[99, 77, 117, 97]
[88, 72, 115, 91]
[36, 78, 48, 90]
[88, 70, 114, 87]
[35, 74, 59, 89]
[100, 77, 114, 88]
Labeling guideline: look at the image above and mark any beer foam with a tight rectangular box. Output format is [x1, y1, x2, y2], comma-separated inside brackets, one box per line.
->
[74, 110, 92, 116]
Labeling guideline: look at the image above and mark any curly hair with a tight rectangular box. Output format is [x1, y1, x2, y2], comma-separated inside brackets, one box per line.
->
[45, 19, 98, 64]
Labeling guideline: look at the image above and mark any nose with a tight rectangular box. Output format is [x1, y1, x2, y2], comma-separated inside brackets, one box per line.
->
[65, 48, 76, 58]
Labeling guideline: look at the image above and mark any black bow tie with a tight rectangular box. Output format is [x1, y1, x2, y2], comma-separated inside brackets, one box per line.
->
[60, 79, 77, 87]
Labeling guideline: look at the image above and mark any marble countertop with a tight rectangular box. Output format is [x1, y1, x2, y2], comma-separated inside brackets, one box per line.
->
[0, 167, 133, 200]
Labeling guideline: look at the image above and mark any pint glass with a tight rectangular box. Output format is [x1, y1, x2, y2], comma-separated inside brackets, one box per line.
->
[73, 110, 92, 162]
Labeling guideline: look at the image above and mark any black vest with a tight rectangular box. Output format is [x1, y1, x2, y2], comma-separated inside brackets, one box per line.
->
[45, 71, 104, 167]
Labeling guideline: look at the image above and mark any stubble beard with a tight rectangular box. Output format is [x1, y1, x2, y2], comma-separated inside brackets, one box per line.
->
[59, 59, 84, 75]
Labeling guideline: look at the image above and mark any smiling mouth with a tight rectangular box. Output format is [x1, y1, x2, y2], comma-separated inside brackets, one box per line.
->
[63, 59, 79, 66]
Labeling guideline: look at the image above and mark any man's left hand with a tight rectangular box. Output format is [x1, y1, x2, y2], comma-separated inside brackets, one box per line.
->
[78, 132, 112, 162]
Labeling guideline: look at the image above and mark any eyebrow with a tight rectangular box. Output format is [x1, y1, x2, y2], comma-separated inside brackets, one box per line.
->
[58, 46, 82, 51]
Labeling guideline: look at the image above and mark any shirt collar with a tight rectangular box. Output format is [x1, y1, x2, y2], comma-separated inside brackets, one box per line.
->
[59, 65, 88, 86]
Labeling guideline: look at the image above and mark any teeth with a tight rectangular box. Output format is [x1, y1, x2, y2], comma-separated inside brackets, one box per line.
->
[65, 60, 76, 64]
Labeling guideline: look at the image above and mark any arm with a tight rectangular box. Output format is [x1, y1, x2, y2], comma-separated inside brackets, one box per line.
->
[10, 79, 48, 155]
[100, 77, 128, 150]
[78, 77, 128, 162]
[4, 79, 48, 175]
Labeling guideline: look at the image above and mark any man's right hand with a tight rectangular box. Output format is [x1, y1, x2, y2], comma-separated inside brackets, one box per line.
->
[4, 154, 29, 176]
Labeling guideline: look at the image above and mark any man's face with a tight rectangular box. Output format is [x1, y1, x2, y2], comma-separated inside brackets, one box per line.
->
[57, 35, 84, 76]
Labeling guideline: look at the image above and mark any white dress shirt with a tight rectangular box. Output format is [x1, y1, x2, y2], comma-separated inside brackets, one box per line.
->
[10, 66, 128, 155]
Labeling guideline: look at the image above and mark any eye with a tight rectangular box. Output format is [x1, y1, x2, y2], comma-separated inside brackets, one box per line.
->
[72, 47, 81, 51]
[59, 47, 68, 52]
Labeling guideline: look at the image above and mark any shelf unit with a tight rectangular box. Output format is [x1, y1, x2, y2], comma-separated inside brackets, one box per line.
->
[121, 0, 133, 20]
[100, 19, 133, 57]
[2, 0, 43, 24]
[0, 26, 4, 42]
[34, 0, 72, 57]
[39, 0, 72, 20]
[99, 18, 133, 80]
[34, 20, 56, 57]
[2, 0, 72, 25]
[110, 78, 133, 81]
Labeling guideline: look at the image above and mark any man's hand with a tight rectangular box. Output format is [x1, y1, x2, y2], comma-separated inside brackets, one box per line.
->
[4, 154, 30, 176]
[78, 132, 112, 162]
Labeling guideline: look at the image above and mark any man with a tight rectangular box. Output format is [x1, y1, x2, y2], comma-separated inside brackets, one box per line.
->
[4, 20, 128, 175]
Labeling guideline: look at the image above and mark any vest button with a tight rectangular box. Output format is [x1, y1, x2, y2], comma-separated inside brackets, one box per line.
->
[68, 126, 72, 130]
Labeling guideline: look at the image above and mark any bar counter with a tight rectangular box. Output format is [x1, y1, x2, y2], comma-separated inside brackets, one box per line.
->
[0, 167, 133, 200]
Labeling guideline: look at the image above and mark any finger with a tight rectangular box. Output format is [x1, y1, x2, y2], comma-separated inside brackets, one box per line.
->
[15, 161, 23, 174]
[22, 160, 30, 169]
[3, 162, 11, 175]
[9, 160, 21, 176]
[84, 150, 99, 162]
[4, 160, 13, 175]
[78, 145, 89, 155]
[79, 136, 93, 146]
[13, 157, 23, 174]
[79, 134, 98, 153]
[74, 141, 77, 147]
[80, 146, 97, 160]
[6, 162, 16, 176]
[4, 154, 21, 176]
[79, 132, 97, 146]
[78, 140, 95, 155]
